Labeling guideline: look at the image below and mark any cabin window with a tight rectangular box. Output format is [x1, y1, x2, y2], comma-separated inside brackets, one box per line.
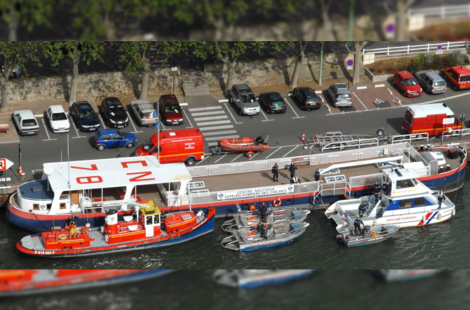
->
[414, 198, 427, 207]
[452, 72, 459, 80]
[405, 112, 413, 125]
[154, 215, 160, 224]
[60, 203, 66, 209]
[33, 204, 39, 210]
[396, 179, 414, 189]
[398, 200, 413, 209]
[47, 204, 52, 210]
[461, 75, 470, 82]
[146, 216, 153, 225]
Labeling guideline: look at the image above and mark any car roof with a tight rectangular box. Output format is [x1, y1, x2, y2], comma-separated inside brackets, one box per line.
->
[416, 70, 444, 80]
[407, 103, 454, 117]
[75, 101, 93, 109]
[104, 97, 122, 104]
[161, 94, 179, 104]
[49, 105, 66, 113]
[397, 71, 414, 78]
[98, 129, 119, 135]
[14, 110, 35, 118]
[131, 100, 154, 111]
[449, 66, 470, 75]
[234, 84, 251, 91]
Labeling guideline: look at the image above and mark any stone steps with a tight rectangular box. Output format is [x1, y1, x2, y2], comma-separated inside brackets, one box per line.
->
[182, 69, 210, 97]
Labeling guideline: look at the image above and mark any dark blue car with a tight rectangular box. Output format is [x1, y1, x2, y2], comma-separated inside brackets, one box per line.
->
[93, 129, 137, 151]
[71, 101, 101, 131]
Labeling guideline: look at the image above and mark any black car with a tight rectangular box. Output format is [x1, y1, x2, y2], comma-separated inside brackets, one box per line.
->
[292, 87, 321, 110]
[101, 97, 129, 128]
[258, 92, 286, 113]
[71, 101, 101, 131]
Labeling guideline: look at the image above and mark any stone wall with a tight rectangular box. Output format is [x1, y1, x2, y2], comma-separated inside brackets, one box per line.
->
[2, 68, 183, 104]
[204, 52, 364, 92]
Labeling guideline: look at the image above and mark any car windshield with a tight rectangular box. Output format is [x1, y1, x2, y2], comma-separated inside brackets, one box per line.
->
[142, 141, 155, 152]
[338, 94, 351, 99]
[79, 109, 97, 119]
[434, 81, 446, 87]
[165, 104, 180, 113]
[22, 119, 37, 126]
[109, 106, 127, 116]
[272, 100, 284, 105]
[93, 132, 100, 140]
[404, 78, 418, 86]
[117, 131, 127, 138]
[241, 94, 255, 103]
[52, 112, 67, 121]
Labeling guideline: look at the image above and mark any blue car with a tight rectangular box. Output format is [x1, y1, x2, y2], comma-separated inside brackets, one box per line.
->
[93, 129, 137, 151]
[71, 101, 101, 131]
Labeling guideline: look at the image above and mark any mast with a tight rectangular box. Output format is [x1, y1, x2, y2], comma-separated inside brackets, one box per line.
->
[67, 133, 70, 188]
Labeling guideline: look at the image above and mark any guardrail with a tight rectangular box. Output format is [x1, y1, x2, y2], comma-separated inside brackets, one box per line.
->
[408, 4, 470, 19]
[320, 138, 379, 152]
[363, 42, 469, 56]
[387, 133, 429, 144]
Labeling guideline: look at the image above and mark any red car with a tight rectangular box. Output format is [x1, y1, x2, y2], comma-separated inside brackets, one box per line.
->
[158, 94, 183, 125]
[392, 71, 423, 98]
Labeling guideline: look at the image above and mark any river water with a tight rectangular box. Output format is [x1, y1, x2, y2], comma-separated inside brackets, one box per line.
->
[1, 270, 468, 310]
[1, 172, 470, 269]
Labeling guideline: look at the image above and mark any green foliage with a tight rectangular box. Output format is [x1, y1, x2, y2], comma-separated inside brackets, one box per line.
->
[41, 41, 107, 66]
[0, 0, 55, 34]
[441, 52, 462, 68]
[191, 41, 266, 64]
[0, 42, 42, 78]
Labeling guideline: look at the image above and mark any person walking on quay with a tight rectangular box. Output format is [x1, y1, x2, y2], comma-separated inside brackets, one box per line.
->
[373, 181, 381, 203]
[315, 168, 321, 181]
[272, 163, 279, 182]
[291, 175, 301, 185]
[438, 189, 446, 209]
[289, 161, 297, 179]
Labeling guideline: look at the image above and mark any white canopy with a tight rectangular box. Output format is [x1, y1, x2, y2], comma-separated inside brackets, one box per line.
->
[43, 156, 192, 192]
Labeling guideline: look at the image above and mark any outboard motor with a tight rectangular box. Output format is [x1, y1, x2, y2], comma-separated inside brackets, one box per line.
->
[105, 209, 119, 235]
[419, 145, 424, 152]
[256, 136, 263, 143]
[447, 164, 451, 171]
[336, 234, 344, 244]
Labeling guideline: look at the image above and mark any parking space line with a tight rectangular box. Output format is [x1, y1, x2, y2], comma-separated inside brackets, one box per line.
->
[199, 125, 234, 131]
[194, 115, 228, 122]
[41, 119, 57, 141]
[196, 155, 211, 165]
[352, 92, 368, 110]
[266, 147, 282, 158]
[183, 110, 194, 128]
[98, 115, 107, 129]
[319, 95, 332, 115]
[202, 130, 237, 136]
[283, 98, 305, 119]
[231, 154, 244, 162]
[214, 154, 227, 163]
[196, 120, 231, 126]
[189, 106, 223, 112]
[70, 118, 86, 139]
[283, 146, 299, 157]
[191, 111, 226, 117]
[260, 110, 274, 122]
[127, 111, 143, 133]
[248, 152, 261, 160]
[223, 103, 243, 125]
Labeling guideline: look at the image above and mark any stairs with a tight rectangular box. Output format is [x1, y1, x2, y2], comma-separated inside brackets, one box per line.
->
[181, 69, 210, 97]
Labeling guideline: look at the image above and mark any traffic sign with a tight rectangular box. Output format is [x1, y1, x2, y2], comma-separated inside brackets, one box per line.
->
[437, 45, 442, 50]
[347, 66, 353, 70]
[0, 158, 14, 171]
[347, 59, 354, 66]
[386, 23, 395, 33]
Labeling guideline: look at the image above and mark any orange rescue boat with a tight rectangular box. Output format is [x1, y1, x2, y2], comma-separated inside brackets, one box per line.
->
[213, 135, 270, 158]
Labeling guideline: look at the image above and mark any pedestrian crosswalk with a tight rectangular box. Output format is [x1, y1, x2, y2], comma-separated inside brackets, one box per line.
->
[188, 106, 240, 146]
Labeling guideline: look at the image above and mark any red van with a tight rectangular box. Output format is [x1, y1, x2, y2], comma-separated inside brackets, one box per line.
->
[443, 66, 470, 91]
[402, 103, 462, 136]
[135, 128, 204, 166]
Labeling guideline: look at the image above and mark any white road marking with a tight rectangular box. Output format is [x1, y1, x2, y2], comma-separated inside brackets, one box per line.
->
[183, 109, 194, 128]
[231, 154, 244, 162]
[98, 115, 107, 129]
[248, 152, 260, 160]
[214, 154, 227, 163]
[199, 125, 234, 131]
[205, 135, 240, 141]
[202, 130, 238, 136]
[283, 145, 300, 157]
[283, 98, 304, 119]
[260, 110, 274, 122]
[191, 110, 226, 116]
[196, 120, 231, 126]
[352, 92, 368, 110]
[319, 95, 332, 115]
[41, 119, 57, 141]
[207, 142, 219, 146]
[194, 115, 228, 122]
[70, 118, 86, 139]
[127, 111, 143, 133]
[223, 103, 243, 125]
[196, 155, 211, 165]
[265, 147, 283, 158]
[189, 106, 223, 112]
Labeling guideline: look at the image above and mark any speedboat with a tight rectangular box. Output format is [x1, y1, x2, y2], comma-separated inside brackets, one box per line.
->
[335, 222, 399, 247]
[212, 270, 314, 288]
[372, 270, 441, 282]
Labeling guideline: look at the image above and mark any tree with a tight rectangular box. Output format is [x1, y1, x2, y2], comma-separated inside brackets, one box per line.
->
[383, 0, 415, 41]
[289, 41, 308, 89]
[117, 41, 189, 100]
[0, 0, 55, 41]
[71, 0, 166, 40]
[43, 41, 107, 105]
[192, 41, 265, 95]
[0, 42, 41, 111]
[344, 41, 368, 84]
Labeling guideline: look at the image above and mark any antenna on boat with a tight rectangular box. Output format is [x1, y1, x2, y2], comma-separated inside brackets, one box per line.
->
[67, 133, 70, 188]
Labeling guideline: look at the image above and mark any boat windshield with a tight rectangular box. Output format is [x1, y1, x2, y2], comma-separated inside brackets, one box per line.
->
[396, 179, 415, 189]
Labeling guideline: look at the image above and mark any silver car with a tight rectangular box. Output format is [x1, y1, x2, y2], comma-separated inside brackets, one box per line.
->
[130, 100, 159, 127]
[327, 83, 352, 107]
[1, 64, 21, 78]
[229, 84, 261, 116]
[13, 110, 39, 135]
[414, 70, 447, 94]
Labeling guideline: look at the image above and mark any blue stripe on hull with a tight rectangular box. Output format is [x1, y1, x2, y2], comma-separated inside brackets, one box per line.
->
[240, 235, 302, 252]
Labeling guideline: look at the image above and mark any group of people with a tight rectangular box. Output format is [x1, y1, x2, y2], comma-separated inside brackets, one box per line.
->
[271, 162, 322, 185]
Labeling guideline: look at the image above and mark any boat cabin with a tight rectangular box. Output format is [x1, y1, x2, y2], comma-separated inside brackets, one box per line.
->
[382, 168, 430, 198]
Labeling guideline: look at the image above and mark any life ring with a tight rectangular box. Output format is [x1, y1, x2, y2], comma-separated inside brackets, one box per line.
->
[437, 213, 442, 220]
[273, 199, 281, 207]
[360, 177, 369, 185]
[249, 205, 256, 211]
[58, 234, 68, 240]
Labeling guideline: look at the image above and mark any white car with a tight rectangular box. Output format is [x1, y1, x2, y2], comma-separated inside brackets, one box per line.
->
[1, 64, 21, 78]
[12, 110, 39, 135]
[46, 105, 70, 133]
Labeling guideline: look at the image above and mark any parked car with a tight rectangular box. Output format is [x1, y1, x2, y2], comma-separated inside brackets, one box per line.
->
[70, 101, 101, 131]
[1, 64, 21, 78]
[392, 71, 423, 97]
[414, 70, 447, 94]
[93, 129, 137, 151]
[101, 97, 129, 128]
[12, 110, 39, 135]
[291, 87, 321, 110]
[46, 105, 70, 133]
[229, 84, 261, 116]
[327, 83, 352, 107]
[158, 94, 183, 125]
[258, 92, 286, 113]
[443, 66, 470, 91]
[130, 100, 158, 127]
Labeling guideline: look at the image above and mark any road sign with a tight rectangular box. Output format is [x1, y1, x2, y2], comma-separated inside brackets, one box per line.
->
[385, 23, 395, 38]
[347, 59, 354, 66]
[171, 67, 178, 72]
[347, 66, 353, 70]
[436, 45, 443, 54]
[443, 118, 455, 125]
[0, 158, 14, 171]
[437, 45, 442, 50]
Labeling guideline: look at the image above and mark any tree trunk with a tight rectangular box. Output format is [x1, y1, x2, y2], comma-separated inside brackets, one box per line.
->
[212, 16, 225, 41]
[104, 11, 117, 40]
[226, 59, 236, 95]
[0, 77, 8, 112]
[140, 55, 151, 100]
[69, 44, 80, 105]
[396, 0, 413, 41]
[353, 48, 361, 84]
[289, 42, 307, 89]
[8, 6, 18, 41]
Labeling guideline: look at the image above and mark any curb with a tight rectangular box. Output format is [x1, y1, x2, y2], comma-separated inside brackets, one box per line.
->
[218, 99, 229, 103]
[180, 103, 188, 106]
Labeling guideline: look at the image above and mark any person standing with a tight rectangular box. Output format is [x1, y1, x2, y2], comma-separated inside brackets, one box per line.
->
[382, 181, 391, 196]
[354, 217, 364, 236]
[272, 163, 279, 182]
[291, 175, 301, 185]
[315, 168, 321, 181]
[259, 202, 268, 220]
[289, 161, 297, 179]
[438, 189, 445, 209]
[373, 181, 381, 203]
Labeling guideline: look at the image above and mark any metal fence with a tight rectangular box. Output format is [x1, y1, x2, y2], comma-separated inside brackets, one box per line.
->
[349, 173, 383, 188]
[408, 4, 470, 19]
[363, 41, 469, 56]
[388, 133, 429, 144]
